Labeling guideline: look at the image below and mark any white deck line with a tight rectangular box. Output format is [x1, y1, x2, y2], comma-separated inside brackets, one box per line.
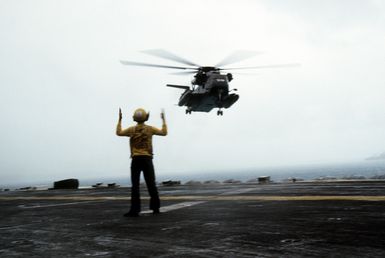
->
[140, 188, 257, 214]
[141, 201, 207, 214]
[17, 187, 258, 211]
[18, 200, 102, 209]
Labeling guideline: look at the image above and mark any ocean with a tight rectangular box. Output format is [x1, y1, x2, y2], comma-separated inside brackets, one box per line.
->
[72, 160, 385, 188]
[2, 161, 385, 190]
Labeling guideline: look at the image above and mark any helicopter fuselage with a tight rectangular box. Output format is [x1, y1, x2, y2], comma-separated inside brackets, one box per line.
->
[169, 71, 239, 114]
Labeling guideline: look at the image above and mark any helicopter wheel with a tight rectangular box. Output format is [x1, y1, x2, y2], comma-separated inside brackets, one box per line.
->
[217, 110, 223, 116]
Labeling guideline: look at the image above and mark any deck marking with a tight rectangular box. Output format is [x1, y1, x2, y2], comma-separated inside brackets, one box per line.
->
[161, 195, 385, 201]
[18, 200, 103, 209]
[3, 195, 385, 202]
[141, 201, 206, 214]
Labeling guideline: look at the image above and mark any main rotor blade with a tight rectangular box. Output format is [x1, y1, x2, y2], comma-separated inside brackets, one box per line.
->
[231, 72, 261, 76]
[142, 49, 200, 67]
[220, 63, 301, 70]
[120, 60, 195, 70]
[169, 70, 198, 75]
[215, 50, 262, 67]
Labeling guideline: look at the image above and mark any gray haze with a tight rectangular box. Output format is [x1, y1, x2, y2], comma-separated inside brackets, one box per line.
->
[1, 0, 385, 185]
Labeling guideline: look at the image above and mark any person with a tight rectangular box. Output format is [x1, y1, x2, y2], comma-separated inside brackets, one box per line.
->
[116, 108, 167, 217]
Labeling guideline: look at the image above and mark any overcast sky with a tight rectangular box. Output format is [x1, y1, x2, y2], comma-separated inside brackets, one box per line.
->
[1, 0, 385, 185]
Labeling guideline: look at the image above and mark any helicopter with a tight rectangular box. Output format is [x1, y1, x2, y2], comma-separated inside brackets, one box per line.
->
[120, 49, 298, 116]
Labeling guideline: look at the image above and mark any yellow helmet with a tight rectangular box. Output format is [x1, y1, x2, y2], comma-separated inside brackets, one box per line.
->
[133, 108, 149, 122]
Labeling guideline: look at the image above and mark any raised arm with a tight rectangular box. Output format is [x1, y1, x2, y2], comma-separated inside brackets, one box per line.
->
[116, 108, 132, 136]
[152, 110, 168, 136]
[161, 110, 168, 135]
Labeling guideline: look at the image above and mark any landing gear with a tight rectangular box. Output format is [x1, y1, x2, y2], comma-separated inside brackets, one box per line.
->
[217, 90, 224, 116]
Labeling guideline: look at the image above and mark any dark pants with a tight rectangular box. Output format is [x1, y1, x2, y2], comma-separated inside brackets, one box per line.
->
[129, 156, 160, 213]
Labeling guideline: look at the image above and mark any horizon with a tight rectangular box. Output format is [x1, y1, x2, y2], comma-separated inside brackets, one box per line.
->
[2, 160, 385, 189]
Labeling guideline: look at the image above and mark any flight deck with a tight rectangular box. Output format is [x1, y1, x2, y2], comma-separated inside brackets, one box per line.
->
[1, 180, 385, 257]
